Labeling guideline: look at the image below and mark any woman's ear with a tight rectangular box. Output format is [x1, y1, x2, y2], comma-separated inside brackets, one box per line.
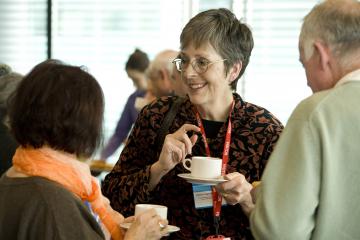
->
[228, 61, 242, 83]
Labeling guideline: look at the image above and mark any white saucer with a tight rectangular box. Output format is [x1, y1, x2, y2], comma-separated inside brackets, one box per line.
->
[120, 222, 180, 233]
[178, 173, 228, 185]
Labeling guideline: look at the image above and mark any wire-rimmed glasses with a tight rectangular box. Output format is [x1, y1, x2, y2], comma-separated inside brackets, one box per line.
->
[172, 57, 227, 74]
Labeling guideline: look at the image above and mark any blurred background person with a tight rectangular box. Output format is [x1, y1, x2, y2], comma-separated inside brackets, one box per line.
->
[145, 49, 179, 99]
[0, 60, 167, 240]
[134, 49, 186, 114]
[170, 53, 187, 97]
[0, 63, 23, 176]
[0, 63, 12, 77]
[100, 49, 153, 161]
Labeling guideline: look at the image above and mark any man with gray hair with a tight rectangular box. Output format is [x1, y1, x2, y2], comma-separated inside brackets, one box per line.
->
[0, 64, 23, 176]
[245, 0, 360, 238]
[0, 64, 12, 78]
[146, 50, 186, 97]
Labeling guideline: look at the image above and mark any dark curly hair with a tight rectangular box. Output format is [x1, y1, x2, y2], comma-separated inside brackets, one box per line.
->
[8, 59, 104, 158]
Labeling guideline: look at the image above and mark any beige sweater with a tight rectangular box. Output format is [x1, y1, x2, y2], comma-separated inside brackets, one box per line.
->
[250, 70, 360, 239]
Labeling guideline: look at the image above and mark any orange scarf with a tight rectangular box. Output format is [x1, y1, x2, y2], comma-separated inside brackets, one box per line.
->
[12, 147, 123, 240]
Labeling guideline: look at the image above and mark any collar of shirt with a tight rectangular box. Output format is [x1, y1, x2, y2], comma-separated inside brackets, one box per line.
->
[335, 68, 360, 87]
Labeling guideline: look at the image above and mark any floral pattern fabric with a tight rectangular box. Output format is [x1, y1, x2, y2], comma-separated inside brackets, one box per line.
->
[102, 93, 283, 240]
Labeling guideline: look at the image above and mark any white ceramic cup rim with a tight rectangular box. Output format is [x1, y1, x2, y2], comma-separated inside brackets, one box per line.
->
[134, 204, 168, 219]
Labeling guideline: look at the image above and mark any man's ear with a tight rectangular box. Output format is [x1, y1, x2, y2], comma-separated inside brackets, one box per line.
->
[159, 68, 167, 82]
[313, 40, 341, 87]
[313, 41, 331, 71]
[229, 61, 242, 83]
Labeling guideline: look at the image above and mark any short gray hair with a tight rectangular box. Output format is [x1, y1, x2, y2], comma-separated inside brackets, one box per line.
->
[300, 0, 360, 67]
[0, 64, 12, 78]
[180, 8, 254, 91]
[146, 50, 178, 81]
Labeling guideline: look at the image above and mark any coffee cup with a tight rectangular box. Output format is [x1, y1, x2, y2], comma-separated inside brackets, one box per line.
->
[134, 204, 167, 220]
[182, 156, 222, 179]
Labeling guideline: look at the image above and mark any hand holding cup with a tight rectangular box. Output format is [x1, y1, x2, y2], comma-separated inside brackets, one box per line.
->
[124, 205, 169, 240]
[157, 124, 200, 173]
[214, 172, 254, 216]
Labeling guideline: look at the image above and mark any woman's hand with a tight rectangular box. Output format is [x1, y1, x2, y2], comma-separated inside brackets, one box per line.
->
[157, 124, 200, 172]
[124, 209, 168, 240]
[123, 216, 135, 224]
[214, 172, 255, 217]
[150, 124, 199, 190]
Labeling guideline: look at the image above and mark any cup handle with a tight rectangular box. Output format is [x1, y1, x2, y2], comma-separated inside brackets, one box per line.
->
[182, 158, 191, 171]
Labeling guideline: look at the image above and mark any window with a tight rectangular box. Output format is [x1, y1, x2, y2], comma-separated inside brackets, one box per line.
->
[0, 0, 47, 73]
[0, 0, 319, 160]
[174, 0, 316, 123]
[236, 0, 316, 122]
[51, 0, 185, 159]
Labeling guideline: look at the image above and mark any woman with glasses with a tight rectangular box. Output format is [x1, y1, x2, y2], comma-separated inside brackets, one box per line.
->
[103, 8, 283, 239]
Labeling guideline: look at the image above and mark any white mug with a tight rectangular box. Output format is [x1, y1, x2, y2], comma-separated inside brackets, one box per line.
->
[182, 156, 222, 179]
[134, 204, 168, 220]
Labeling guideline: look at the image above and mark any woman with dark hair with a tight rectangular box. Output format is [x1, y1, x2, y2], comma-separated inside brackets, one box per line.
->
[100, 49, 155, 161]
[0, 60, 167, 240]
[103, 8, 283, 239]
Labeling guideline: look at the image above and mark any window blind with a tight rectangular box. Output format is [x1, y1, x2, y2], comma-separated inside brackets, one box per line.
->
[0, 0, 321, 160]
[237, 0, 317, 122]
[51, 0, 185, 160]
[187, 0, 316, 123]
[0, 0, 47, 73]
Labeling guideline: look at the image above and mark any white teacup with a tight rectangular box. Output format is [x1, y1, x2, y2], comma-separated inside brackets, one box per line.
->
[135, 204, 168, 220]
[182, 156, 222, 179]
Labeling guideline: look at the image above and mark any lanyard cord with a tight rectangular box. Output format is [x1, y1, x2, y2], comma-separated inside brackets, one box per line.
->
[193, 101, 234, 235]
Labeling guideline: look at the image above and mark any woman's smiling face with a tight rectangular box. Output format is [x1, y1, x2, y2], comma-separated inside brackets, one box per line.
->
[180, 42, 234, 108]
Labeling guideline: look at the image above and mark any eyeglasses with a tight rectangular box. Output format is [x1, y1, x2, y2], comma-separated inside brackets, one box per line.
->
[172, 57, 227, 74]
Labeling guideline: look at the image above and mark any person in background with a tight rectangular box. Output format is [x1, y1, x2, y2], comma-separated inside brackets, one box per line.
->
[170, 53, 187, 97]
[0, 60, 168, 240]
[0, 63, 12, 77]
[102, 8, 283, 239]
[0, 64, 23, 176]
[246, 0, 360, 239]
[145, 49, 179, 98]
[134, 49, 185, 112]
[100, 49, 153, 161]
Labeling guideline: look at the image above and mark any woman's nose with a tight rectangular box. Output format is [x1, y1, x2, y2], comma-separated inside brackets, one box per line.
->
[182, 63, 198, 80]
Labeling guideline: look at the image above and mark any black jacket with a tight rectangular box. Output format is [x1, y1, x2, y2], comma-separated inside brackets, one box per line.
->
[0, 119, 17, 176]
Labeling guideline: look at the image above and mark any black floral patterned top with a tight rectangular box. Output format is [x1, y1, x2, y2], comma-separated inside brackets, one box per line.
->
[102, 93, 283, 240]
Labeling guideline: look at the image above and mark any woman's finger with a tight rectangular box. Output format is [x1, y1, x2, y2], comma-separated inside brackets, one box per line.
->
[175, 126, 199, 155]
[181, 123, 200, 133]
[176, 141, 186, 161]
[190, 134, 198, 146]
[180, 134, 194, 155]
[123, 216, 135, 223]
[170, 144, 184, 163]
[220, 172, 246, 192]
[223, 190, 240, 205]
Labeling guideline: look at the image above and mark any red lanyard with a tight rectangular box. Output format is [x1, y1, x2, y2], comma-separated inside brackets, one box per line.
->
[194, 101, 234, 217]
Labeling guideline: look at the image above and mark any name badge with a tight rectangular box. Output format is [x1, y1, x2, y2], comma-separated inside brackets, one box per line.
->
[192, 184, 227, 209]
